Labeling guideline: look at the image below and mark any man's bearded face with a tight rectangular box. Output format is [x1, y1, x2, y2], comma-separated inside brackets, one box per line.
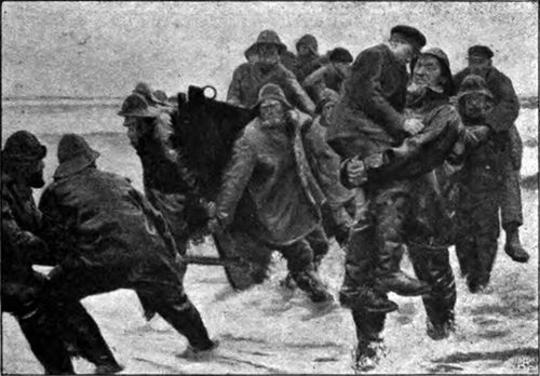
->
[468, 56, 491, 78]
[412, 55, 444, 91]
[26, 160, 45, 188]
[124, 116, 152, 147]
[260, 99, 285, 126]
[463, 93, 491, 120]
[297, 44, 311, 57]
[321, 101, 336, 126]
[257, 45, 280, 68]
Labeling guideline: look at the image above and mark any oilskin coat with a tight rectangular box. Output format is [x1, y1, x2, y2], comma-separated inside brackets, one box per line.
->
[216, 111, 326, 246]
[227, 62, 315, 115]
[455, 113, 508, 290]
[38, 167, 182, 286]
[453, 66, 523, 226]
[1, 172, 53, 306]
[327, 44, 409, 160]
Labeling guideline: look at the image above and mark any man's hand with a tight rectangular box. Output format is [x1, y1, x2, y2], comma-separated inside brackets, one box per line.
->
[464, 125, 490, 148]
[403, 118, 424, 135]
[469, 125, 490, 143]
[207, 217, 223, 235]
[285, 109, 300, 125]
[345, 156, 367, 187]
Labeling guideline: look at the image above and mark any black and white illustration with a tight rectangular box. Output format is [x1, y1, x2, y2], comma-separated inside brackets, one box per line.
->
[1, 2, 538, 374]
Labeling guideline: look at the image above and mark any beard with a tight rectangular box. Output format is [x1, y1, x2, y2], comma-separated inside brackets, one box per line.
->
[261, 114, 284, 128]
[27, 170, 45, 188]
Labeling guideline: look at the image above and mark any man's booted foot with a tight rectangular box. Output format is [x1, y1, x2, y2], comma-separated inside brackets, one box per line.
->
[352, 340, 387, 373]
[375, 270, 432, 296]
[426, 318, 456, 341]
[340, 288, 398, 314]
[504, 227, 529, 263]
[293, 269, 334, 303]
[94, 362, 124, 374]
[183, 339, 220, 360]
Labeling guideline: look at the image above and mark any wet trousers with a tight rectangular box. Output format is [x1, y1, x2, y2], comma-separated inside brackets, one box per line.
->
[45, 258, 213, 351]
[342, 181, 456, 350]
[2, 273, 74, 374]
[456, 159, 522, 290]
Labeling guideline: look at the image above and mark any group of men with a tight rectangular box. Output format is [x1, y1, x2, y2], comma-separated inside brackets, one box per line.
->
[1, 24, 530, 374]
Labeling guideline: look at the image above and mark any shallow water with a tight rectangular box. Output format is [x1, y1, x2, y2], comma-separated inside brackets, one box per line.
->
[1, 103, 538, 374]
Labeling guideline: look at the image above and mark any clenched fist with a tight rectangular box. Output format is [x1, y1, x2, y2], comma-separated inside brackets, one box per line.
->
[345, 156, 367, 187]
[403, 118, 424, 135]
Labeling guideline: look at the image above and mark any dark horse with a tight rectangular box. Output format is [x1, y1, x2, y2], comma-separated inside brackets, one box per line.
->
[173, 86, 263, 289]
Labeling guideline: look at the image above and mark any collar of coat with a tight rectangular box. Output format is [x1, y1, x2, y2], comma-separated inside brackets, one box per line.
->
[1, 171, 32, 199]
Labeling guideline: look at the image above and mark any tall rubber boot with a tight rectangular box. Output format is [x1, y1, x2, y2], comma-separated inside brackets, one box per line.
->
[351, 308, 387, 372]
[409, 243, 456, 340]
[474, 236, 498, 292]
[374, 241, 431, 296]
[55, 301, 123, 373]
[18, 308, 75, 375]
[339, 224, 397, 313]
[504, 224, 529, 263]
[292, 266, 334, 303]
[455, 235, 475, 278]
[154, 294, 216, 351]
[372, 193, 431, 296]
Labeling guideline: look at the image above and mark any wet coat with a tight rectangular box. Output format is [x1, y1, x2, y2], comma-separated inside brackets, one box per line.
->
[215, 111, 327, 246]
[227, 62, 315, 115]
[302, 63, 349, 103]
[1, 173, 54, 281]
[453, 66, 522, 170]
[306, 116, 355, 208]
[327, 44, 409, 160]
[38, 167, 182, 283]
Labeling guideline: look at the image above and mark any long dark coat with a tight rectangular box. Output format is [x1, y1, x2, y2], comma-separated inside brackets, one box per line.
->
[38, 167, 182, 284]
[327, 44, 409, 160]
[453, 66, 522, 170]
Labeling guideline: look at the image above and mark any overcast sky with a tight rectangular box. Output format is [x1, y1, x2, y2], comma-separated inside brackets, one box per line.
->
[2, 2, 538, 100]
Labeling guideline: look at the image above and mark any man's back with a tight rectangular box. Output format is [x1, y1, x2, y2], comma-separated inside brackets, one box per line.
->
[40, 168, 171, 261]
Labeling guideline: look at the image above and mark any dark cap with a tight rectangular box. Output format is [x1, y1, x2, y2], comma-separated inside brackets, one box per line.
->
[55, 134, 100, 179]
[468, 45, 494, 59]
[390, 25, 427, 52]
[456, 74, 494, 104]
[2, 130, 47, 164]
[329, 47, 353, 63]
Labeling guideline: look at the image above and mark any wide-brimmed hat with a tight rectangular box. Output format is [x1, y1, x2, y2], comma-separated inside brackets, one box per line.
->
[246, 30, 287, 56]
[54, 134, 100, 179]
[456, 74, 494, 104]
[2, 130, 47, 165]
[117, 93, 161, 118]
[253, 83, 292, 111]
[132, 82, 169, 106]
[390, 25, 426, 54]
[415, 47, 455, 95]
[315, 88, 340, 114]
